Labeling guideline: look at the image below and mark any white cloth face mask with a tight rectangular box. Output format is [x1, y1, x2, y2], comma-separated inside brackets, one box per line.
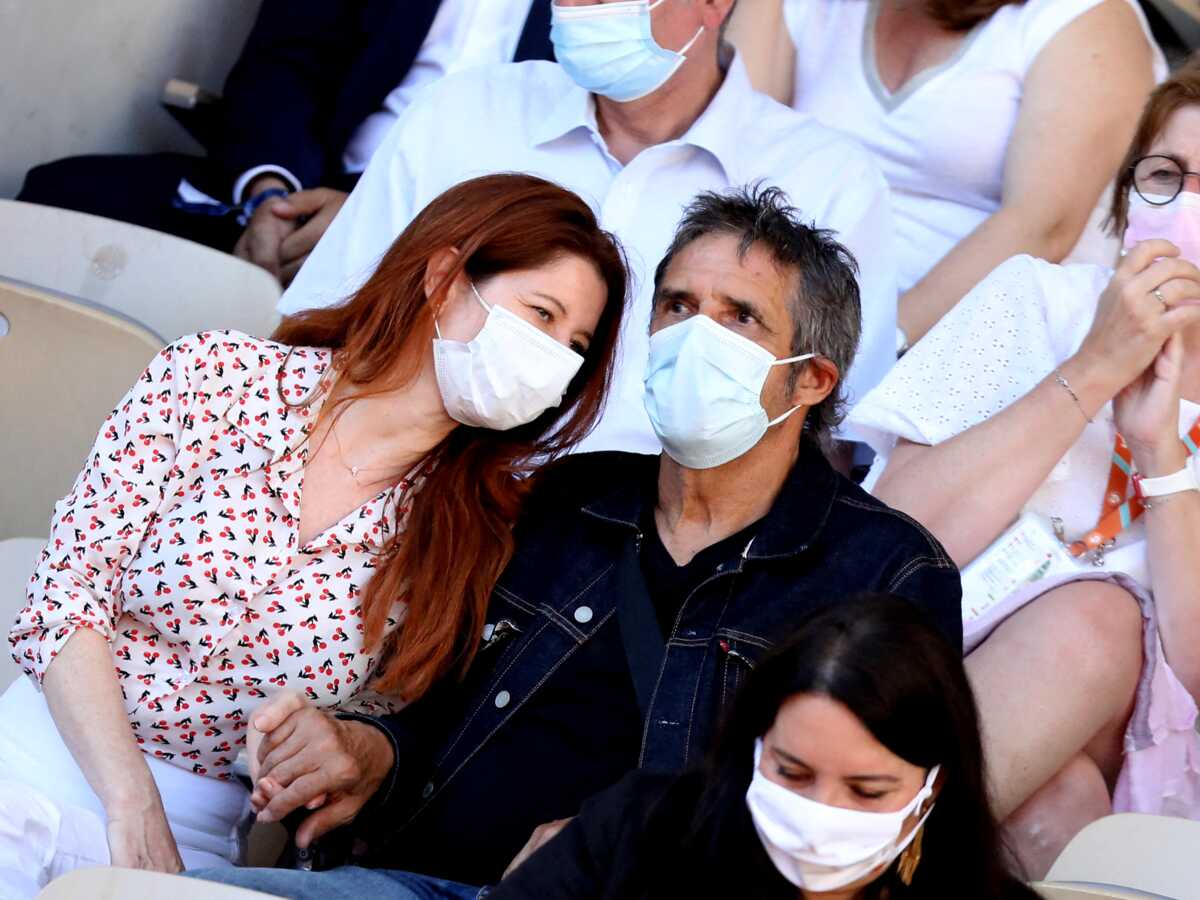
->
[550, 0, 705, 103]
[642, 315, 815, 469]
[433, 281, 585, 430]
[746, 738, 939, 892]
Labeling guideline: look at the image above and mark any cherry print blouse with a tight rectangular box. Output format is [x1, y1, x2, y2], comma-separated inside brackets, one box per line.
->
[10, 331, 426, 779]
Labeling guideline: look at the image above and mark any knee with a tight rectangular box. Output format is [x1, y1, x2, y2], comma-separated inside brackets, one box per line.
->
[1047, 582, 1142, 685]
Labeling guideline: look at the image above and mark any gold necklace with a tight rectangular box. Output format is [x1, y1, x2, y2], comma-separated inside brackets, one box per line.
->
[329, 417, 411, 487]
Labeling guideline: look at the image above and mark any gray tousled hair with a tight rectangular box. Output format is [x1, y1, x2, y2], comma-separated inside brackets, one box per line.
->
[652, 184, 863, 447]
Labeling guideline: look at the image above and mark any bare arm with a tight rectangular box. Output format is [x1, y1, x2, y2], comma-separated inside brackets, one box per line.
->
[875, 242, 1200, 565]
[725, 0, 795, 104]
[1114, 331, 1200, 696]
[42, 629, 182, 871]
[9, 341, 193, 870]
[900, 0, 1155, 343]
[1141, 441, 1200, 696]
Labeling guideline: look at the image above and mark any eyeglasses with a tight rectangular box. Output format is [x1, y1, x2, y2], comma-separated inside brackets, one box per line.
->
[1131, 155, 1200, 205]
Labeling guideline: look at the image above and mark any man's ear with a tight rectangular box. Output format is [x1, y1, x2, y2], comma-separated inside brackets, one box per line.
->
[704, 0, 737, 31]
[423, 246, 463, 309]
[788, 357, 840, 411]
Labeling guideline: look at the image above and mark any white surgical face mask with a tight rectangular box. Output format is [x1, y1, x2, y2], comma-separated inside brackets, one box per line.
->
[551, 0, 705, 103]
[433, 281, 585, 430]
[643, 315, 815, 469]
[746, 738, 939, 892]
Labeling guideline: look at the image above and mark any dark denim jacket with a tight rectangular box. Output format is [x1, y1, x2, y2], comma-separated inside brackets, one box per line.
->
[349, 446, 961, 863]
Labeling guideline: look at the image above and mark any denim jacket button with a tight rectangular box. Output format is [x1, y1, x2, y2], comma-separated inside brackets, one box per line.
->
[422, 781, 435, 799]
[494, 690, 512, 709]
[573, 606, 594, 624]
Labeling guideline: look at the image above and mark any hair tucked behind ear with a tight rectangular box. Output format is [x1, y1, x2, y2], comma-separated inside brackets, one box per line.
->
[273, 174, 627, 700]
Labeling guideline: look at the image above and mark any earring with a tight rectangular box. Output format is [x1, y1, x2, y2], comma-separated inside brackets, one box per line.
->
[897, 824, 924, 886]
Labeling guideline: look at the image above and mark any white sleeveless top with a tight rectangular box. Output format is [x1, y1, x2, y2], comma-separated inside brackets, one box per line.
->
[787, 0, 1166, 293]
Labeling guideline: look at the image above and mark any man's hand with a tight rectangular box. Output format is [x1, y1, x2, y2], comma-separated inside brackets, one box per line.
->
[502, 817, 573, 878]
[270, 188, 349, 286]
[233, 179, 298, 281]
[250, 692, 394, 849]
[105, 796, 184, 873]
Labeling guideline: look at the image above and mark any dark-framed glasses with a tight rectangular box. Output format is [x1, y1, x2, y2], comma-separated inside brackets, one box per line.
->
[1132, 155, 1200, 205]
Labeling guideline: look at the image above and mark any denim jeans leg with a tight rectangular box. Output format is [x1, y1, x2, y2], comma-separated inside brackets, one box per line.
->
[185, 865, 486, 900]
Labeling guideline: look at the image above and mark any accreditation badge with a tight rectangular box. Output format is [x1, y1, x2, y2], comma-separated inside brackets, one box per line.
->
[960, 512, 1082, 625]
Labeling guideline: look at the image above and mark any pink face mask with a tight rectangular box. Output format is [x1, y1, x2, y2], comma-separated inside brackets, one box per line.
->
[1123, 190, 1200, 266]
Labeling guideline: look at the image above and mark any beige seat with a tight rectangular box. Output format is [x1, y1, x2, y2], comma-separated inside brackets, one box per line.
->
[1044, 813, 1200, 900]
[0, 279, 162, 539]
[0, 537, 44, 689]
[0, 200, 281, 343]
[1033, 883, 1175, 899]
[36, 867, 281, 899]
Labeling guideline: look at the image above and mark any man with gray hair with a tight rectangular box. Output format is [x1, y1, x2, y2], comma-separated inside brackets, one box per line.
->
[189, 186, 960, 900]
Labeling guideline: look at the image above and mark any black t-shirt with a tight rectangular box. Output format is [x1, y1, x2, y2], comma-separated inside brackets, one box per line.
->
[639, 509, 761, 637]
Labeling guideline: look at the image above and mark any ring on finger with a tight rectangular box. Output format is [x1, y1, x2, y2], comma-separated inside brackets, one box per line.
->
[1153, 287, 1169, 310]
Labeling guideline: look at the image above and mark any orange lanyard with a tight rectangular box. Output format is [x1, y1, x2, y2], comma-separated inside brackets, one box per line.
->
[1068, 417, 1200, 560]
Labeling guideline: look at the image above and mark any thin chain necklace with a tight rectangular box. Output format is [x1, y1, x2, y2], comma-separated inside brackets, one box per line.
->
[329, 416, 414, 487]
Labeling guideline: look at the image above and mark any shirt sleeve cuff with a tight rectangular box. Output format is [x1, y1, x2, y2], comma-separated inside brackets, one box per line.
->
[233, 165, 302, 204]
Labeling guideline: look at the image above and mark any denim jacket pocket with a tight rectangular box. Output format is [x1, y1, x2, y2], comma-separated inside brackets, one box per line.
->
[713, 629, 773, 713]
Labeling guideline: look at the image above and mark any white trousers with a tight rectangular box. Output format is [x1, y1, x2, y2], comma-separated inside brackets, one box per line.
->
[0, 678, 250, 899]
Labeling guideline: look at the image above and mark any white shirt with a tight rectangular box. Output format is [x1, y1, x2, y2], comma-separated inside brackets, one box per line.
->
[233, 0, 534, 200]
[279, 56, 898, 452]
[787, 0, 1165, 293]
[848, 254, 1200, 591]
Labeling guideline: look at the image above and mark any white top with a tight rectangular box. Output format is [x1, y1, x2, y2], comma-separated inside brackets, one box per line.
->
[278, 56, 899, 453]
[233, 0, 534, 200]
[848, 253, 1200, 590]
[787, 0, 1166, 292]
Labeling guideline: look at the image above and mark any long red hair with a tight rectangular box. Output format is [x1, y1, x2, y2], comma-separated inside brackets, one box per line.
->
[273, 174, 627, 700]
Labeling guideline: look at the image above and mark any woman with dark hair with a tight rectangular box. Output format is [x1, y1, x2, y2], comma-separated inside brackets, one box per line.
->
[1, 173, 627, 896]
[730, 0, 1163, 347]
[486, 595, 1038, 900]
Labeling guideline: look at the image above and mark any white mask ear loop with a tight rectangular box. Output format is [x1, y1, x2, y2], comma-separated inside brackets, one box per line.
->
[766, 352, 816, 428]
[434, 279, 491, 340]
[646, 0, 705, 57]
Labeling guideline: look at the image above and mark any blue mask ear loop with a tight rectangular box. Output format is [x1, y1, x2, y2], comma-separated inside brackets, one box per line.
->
[434, 279, 491, 340]
[766, 353, 817, 428]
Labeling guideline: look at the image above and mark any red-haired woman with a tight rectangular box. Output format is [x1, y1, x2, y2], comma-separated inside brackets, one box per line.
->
[1, 174, 627, 896]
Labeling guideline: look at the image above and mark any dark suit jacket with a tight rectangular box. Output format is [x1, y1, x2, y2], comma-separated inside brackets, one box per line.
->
[204, 0, 554, 199]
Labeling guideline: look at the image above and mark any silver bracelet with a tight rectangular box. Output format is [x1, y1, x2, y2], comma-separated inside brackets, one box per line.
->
[1054, 370, 1092, 424]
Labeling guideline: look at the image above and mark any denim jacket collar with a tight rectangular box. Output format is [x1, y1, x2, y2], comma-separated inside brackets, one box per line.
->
[581, 440, 839, 561]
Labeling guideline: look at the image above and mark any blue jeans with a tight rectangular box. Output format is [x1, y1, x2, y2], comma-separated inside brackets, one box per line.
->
[185, 865, 488, 900]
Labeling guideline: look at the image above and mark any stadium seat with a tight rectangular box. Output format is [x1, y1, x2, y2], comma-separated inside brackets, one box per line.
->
[36, 867, 281, 899]
[1033, 882, 1174, 899]
[0, 537, 43, 690]
[0, 278, 161, 539]
[1044, 813, 1200, 899]
[0, 200, 281, 342]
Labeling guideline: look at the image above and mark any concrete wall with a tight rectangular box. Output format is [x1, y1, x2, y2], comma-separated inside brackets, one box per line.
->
[0, 0, 262, 199]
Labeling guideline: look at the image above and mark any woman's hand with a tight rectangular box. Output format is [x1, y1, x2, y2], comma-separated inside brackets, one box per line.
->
[1114, 332, 1190, 475]
[105, 795, 184, 873]
[1073, 240, 1200, 398]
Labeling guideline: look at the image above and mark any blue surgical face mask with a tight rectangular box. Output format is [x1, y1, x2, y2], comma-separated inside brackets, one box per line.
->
[551, 0, 705, 103]
[643, 315, 816, 469]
